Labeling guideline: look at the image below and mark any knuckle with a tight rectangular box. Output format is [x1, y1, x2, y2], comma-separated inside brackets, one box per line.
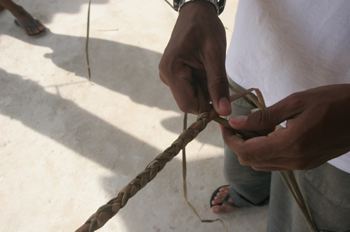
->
[158, 57, 172, 76]
[222, 134, 230, 144]
[237, 157, 246, 166]
[208, 75, 228, 89]
[207, 75, 229, 97]
[237, 151, 252, 165]
[158, 63, 171, 85]
[285, 92, 304, 109]
[251, 108, 272, 126]
[158, 60, 166, 74]
[178, 105, 190, 114]
[288, 92, 302, 101]
[177, 101, 197, 114]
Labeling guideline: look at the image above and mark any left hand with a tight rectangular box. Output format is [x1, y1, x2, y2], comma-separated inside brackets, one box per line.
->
[220, 84, 350, 171]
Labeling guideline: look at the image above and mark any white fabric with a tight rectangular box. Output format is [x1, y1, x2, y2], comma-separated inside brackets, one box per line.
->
[226, 0, 350, 173]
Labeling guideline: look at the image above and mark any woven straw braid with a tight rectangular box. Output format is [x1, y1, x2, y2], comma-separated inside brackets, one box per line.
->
[76, 110, 219, 232]
[75, 89, 260, 232]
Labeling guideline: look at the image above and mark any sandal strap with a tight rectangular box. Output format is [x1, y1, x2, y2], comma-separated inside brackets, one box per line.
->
[222, 194, 238, 208]
[15, 18, 38, 28]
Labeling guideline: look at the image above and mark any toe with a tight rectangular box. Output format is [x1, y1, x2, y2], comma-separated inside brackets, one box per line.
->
[211, 204, 238, 214]
[210, 185, 238, 214]
[211, 186, 230, 206]
[212, 194, 225, 205]
[219, 186, 230, 192]
[36, 20, 45, 31]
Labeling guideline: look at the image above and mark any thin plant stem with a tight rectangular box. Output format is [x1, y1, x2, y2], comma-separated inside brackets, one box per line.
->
[163, 0, 174, 9]
[182, 113, 228, 231]
[86, 0, 92, 81]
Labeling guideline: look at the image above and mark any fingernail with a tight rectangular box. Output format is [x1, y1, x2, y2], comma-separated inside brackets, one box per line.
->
[230, 116, 248, 124]
[219, 97, 231, 111]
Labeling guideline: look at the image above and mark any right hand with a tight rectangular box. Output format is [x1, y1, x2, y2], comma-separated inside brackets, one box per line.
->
[159, 1, 231, 116]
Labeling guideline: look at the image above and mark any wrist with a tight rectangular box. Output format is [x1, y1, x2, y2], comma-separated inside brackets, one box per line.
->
[179, 0, 218, 18]
[174, 0, 226, 15]
[180, 0, 219, 15]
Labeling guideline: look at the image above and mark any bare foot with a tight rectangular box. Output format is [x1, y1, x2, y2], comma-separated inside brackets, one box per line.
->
[13, 6, 45, 36]
[211, 186, 238, 214]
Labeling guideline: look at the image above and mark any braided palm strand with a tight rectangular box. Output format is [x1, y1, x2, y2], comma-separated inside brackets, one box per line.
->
[76, 89, 258, 232]
[76, 110, 219, 232]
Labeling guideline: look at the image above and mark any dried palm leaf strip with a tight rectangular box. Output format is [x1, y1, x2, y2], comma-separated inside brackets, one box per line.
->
[85, 0, 91, 81]
[75, 89, 258, 232]
[230, 84, 317, 232]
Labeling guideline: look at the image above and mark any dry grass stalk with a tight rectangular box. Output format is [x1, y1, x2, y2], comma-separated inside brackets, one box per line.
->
[230, 85, 317, 232]
[85, 0, 91, 81]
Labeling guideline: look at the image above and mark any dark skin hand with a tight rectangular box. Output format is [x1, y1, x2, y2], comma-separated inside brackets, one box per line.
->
[221, 84, 350, 171]
[159, 2, 350, 172]
[159, 1, 231, 116]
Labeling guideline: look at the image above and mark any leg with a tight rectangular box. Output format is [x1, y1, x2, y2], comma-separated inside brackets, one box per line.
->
[267, 163, 350, 232]
[0, 0, 45, 36]
[211, 80, 271, 213]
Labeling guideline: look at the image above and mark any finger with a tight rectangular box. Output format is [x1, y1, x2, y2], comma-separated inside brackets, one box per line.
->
[202, 42, 231, 116]
[227, 127, 292, 164]
[165, 63, 200, 114]
[211, 204, 238, 214]
[251, 166, 284, 172]
[229, 94, 303, 131]
[250, 154, 327, 171]
[219, 124, 245, 147]
[193, 69, 211, 112]
[244, 156, 296, 171]
[159, 70, 169, 86]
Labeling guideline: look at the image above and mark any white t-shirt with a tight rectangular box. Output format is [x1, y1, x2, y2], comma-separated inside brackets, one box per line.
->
[226, 0, 350, 173]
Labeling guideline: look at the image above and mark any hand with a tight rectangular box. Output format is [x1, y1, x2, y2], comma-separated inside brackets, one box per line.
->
[159, 1, 231, 115]
[220, 84, 350, 171]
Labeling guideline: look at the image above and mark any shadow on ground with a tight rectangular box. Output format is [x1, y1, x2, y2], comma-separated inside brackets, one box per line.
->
[2, 28, 224, 147]
[0, 67, 239, 231]
[1, 0, 109, 24]
[0, 4, 267, 229]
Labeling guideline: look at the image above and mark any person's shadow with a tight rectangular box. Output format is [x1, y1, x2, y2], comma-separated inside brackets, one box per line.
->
[0, 29, 240, 232]
[0, 0, 109, 24]
[0, 67, 235, 232]
[0, 5, 267, 230]
[2, 25, 224, 146]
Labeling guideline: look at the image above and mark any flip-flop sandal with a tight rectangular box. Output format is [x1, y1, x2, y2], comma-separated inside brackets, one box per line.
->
[0, 5, 4, 12]
[14, 18, 46, 36]
[210, 185, 238, 208]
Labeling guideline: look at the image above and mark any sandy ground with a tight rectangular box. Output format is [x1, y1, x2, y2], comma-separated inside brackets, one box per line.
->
[0, 0, 268, 231]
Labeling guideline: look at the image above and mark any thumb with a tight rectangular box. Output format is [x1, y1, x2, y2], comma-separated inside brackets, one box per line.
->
[200, 20, 230, 116]
[228, 97, 301, 132]
[207, 73, 231, 116]
[203, 53, 231, 116]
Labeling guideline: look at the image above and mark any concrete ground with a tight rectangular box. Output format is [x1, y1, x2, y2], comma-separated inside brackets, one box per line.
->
[0, 0, 268, 231]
